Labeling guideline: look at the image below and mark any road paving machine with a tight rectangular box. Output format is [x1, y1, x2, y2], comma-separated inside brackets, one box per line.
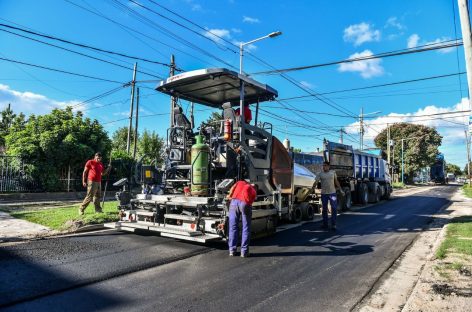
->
[105, 68, 318, 242]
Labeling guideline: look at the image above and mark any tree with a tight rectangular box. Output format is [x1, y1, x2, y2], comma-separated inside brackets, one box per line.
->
[446, 163, 462, 176]
[200, 111, 223, 131]
[374, 123, 442, 184]
[0, 103, 16, 149]
[6, 107, 111, 190]
[137, 129, 164, 165]
[292, 148, 302, 153]
[111, 126, 136, 153]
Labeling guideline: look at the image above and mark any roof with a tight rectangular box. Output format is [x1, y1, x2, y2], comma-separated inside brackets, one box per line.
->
[155, 68, 278, 108]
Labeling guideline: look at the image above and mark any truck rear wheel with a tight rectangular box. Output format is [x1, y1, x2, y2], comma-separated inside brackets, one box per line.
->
[343, 187, 352, 210]
[300, 202, 315, 221]
[358, 183, 368, 206]
[291, 206, 302, 223]
[382, 185, 391, 200]
[374, 186, 381, 203]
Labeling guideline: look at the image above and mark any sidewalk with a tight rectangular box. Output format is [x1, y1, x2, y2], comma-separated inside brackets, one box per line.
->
[0, 211, 53, 243]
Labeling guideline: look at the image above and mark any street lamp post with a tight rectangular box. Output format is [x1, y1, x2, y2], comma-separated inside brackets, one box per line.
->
[358, 108, 381, 150]
[238, 31, 281, 129]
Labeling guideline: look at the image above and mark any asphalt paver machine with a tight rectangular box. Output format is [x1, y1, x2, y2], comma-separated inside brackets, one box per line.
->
[105, 68, 318, 242]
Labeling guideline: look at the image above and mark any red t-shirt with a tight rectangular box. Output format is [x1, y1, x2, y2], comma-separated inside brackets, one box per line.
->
[231, 181, 257, 205]
[85, 160, 104, 182]
[235, 106, 252, 123]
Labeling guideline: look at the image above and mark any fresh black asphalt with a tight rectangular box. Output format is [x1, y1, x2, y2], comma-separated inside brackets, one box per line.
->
[0, 185, 456, 311]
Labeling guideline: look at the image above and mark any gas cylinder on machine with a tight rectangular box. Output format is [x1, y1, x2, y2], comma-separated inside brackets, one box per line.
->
[191, 135, 210, 196]
[223, 118, 232, 141]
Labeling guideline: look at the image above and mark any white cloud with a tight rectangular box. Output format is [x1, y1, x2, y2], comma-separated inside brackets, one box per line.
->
[385, 17, 405, 30]
[338, 50, 384, 79]
[204, 28, 231, 43]
[243, 16, 260, 24]
[184, 0, 202, 11]
[300, 81, 314, 89]
[231, 28, 242, 34]
[343, 22, 381, 46]
[345, 98, 470, 149]
[407, 34, 420, 48]
[0, 84, 79, 116]
[407, 34, 454, 53]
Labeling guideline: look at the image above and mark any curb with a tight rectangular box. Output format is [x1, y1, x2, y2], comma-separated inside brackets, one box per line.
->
[73, 224, 105, 233]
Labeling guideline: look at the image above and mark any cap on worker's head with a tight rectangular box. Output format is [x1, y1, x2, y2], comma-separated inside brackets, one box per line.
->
[95, 152, 102, 157]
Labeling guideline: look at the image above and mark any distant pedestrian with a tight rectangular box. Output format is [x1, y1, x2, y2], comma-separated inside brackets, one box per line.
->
[79, 152, 111, 215]
[227, 180, 257, 257]
[315, 161, 344, 231]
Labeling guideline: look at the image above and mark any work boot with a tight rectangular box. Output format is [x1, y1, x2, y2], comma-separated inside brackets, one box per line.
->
[240, 252, 250, 258]
[79, 208, 84, 216]
[229, 251, 235, 257]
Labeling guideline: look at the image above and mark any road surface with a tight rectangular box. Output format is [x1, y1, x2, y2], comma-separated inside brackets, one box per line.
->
[0, 185, 457, 311]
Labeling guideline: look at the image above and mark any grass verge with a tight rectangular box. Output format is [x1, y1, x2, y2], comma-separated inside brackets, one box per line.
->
[436, 216, 472, 259]
[392, 182, 406, 189]
[463, 184, 472, 198]
[10, 201, 120, 231]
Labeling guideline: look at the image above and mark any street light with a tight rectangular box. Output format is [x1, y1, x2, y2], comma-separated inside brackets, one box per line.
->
[238, 31, 282, 132]
[239, 31, 282, 74]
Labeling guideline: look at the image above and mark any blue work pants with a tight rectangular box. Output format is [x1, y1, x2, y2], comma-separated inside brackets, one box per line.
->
[228, 199, 252, 254]
[321, 193, 337, 226]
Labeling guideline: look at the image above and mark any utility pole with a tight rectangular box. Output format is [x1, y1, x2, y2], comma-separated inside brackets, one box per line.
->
[458, 0, 472, 186]
[387, 124, 391, 166]
[339, 128, 344, 144]
[169, 55, 176, 129]
[126, 63, 137, 154]
[359, 107, 364, 150]
[401, 139, 404, 184]
[133, 88, 140, 160]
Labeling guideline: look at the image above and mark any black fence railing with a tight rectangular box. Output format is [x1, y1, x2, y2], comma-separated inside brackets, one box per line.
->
[0, 156, 137, 193]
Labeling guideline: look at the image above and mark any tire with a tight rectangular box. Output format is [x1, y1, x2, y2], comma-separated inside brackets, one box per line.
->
[301, 202, 315, 221]
[337, 190, 345, 212]
[382, 184, 391, 200]
[343, 186, 352, 210]
[358, 183, 368, 206]
[291, 206, 302, 223]
[374, 187, 381, 203]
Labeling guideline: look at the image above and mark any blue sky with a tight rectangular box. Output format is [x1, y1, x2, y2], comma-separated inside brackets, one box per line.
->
[0, 0, 470, 167]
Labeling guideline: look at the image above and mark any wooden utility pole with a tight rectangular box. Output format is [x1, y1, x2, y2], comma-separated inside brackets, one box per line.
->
[127, 63, 137, 154]
[169, 55, 176, 128]
[458, 0, 472, 186]
[133, 88, 140, 160]
[339, 128, 344, 144]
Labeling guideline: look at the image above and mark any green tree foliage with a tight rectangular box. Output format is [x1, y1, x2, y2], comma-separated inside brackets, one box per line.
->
[200, 111, 223, 131]
[6, 107, 111, 190]
[0, 103, 16, 148]
[111, 126, 135, 153]
[464, 162, 472, 176]
[374, 123, 442, 183]
[137, 129, 164, 165]
[446, 163, 462, 176]
[292, 148, 302, 153]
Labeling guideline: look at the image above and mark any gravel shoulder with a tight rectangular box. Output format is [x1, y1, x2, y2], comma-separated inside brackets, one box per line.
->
[357, 185, 472, 312]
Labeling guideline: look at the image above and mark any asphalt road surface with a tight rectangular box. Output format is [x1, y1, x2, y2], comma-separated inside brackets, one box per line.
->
[0, 185, 457, 312]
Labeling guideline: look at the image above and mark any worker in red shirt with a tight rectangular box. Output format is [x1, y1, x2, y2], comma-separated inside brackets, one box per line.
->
[79, 152, 111, 215]
[227, 180, 257, 257]
[235, 103, 252, 124]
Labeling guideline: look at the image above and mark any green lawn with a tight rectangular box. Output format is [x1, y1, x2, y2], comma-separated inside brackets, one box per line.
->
[10, 201, 120, 231]
[392, 182, 406, 189]
[463, 185, 472, 198]
[436, 216, 472, 259]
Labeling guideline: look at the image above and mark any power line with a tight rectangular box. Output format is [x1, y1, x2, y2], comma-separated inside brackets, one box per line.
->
[251, 40, 463, 75]
[0, 27, 164, 79]
[279, 72, 467, 101]
[0, 22, 173, 68]
[0, 56, 125, 84]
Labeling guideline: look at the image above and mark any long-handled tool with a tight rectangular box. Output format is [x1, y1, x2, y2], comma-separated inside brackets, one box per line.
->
[101, 150, 113, 210]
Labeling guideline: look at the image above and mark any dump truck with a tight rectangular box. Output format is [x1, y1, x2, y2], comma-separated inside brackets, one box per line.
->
[430, 153, 446, 184]
[292, 140, 392, 210]
[105, 68, 319, 242]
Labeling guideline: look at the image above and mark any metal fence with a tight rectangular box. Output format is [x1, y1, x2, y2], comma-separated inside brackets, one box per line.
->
[0, 156, 40, 192]
[0, 156, 138, 193]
